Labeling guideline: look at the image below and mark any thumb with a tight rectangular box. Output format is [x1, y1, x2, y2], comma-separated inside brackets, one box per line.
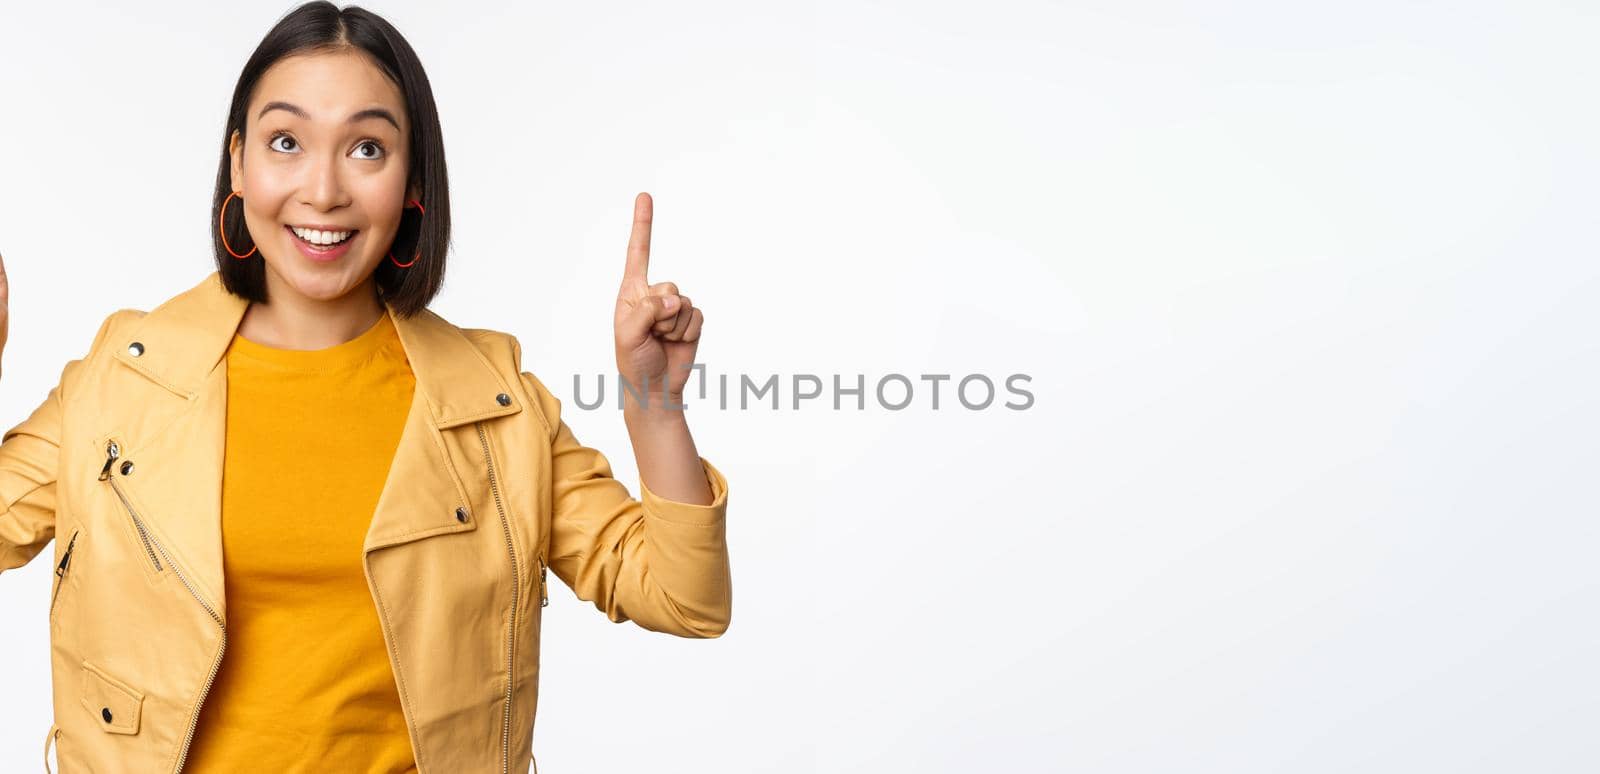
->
[620, 293, 679, 341]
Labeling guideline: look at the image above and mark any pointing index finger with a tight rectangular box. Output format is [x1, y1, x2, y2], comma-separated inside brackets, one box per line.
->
[624, 192, 652, 286]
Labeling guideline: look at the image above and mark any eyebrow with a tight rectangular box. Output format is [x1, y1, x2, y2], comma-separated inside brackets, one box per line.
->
[257, 101, 401, 132]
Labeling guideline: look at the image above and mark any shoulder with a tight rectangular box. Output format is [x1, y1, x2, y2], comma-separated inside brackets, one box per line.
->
[37, 307, 150, 404]
[455, 325, 527, 373]
[440, 317, 544, 389]
[79, 307, 147, 364]
[456, 325, 520, 356]
[446, 322, 561, 433]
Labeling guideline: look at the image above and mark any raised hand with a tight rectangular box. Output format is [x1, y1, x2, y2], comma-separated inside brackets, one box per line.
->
[613, 192, 703, 408]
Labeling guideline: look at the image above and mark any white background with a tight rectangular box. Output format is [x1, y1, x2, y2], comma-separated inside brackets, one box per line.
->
[2, 1, 1597, 772]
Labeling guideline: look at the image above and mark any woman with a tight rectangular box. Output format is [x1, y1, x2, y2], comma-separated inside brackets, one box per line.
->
[0, 3, 732, 772]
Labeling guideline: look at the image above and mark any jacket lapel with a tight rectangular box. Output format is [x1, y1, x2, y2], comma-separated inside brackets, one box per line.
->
[97, 271, 525, 618]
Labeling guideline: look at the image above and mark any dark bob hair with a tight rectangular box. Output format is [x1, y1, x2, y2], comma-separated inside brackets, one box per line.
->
[211, 1, 449, 318]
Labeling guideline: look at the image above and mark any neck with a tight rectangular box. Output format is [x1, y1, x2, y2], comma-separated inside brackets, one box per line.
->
[237, 269, 386, 351]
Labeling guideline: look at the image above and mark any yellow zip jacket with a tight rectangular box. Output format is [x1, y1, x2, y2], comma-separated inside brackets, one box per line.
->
[0, 271, 733, 773]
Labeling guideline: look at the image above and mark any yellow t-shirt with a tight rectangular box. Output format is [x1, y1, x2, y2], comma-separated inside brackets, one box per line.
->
[185, 311, 418, 773]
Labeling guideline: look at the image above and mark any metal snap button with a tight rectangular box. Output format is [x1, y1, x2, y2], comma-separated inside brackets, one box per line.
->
[101, 707, 113, 723]
[496, 393, 511, 406]
[120, 461, 134, 475]
[455, 506, 468, 523]
[128, 342, 144, 357]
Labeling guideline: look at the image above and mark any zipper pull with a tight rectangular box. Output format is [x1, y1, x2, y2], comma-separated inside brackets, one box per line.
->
[98, 440, 119, 481]
[538, 555, 549, 608]
[51, 532, 79, 616]
[56, 534, 77, 577]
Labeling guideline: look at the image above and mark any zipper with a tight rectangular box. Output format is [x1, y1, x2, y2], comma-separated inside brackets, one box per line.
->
[98, 440, 226, 773]
[99, 441, 162, 572]
[537, 553, 548, 608]
[476, 422, 520, 774]
[50, 529, 80, 615]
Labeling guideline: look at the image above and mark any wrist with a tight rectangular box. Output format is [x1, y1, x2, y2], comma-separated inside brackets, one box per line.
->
[623, 394, 690, 424]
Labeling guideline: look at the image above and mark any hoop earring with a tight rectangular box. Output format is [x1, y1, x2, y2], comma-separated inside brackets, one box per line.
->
[390, 199, 425, 268]
[219, 190, 256, 259]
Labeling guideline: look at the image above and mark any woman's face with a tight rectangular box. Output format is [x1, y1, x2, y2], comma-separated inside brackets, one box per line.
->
[229, 49, 418, 304]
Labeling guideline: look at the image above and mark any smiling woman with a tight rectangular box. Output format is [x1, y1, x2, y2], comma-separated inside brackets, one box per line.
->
[194, 8, 452, 771]
[6, 2, 730, 772]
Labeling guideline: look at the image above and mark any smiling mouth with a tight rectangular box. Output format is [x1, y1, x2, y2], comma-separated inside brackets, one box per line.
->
[285, 225, 359, 249]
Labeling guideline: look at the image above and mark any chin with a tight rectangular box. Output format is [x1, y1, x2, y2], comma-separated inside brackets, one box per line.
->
[268, 255, 378, 302]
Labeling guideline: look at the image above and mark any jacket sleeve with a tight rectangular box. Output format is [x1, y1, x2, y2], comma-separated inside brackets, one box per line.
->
[0, 311, 120, 573]
[0, 377, 65, 572]
[519, 368, 732, 639]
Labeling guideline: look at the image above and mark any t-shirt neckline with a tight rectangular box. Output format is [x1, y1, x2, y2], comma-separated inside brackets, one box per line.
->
[227, 312, 397, 372]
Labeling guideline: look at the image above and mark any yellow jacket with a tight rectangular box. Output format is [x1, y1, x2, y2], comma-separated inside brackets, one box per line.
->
[0, 271, 733, 773]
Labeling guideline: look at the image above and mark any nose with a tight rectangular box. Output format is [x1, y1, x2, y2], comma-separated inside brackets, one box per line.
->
[299, 150, 350, 212]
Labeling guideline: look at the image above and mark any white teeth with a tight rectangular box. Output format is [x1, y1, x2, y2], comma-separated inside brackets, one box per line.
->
[291, 226, 353, 245]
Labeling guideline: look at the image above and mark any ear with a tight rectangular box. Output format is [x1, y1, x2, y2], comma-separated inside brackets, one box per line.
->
[228, 129, 245, 194]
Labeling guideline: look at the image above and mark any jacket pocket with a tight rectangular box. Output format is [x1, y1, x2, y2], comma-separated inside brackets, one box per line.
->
[78, 660, 144, 735]
[49, 529, 80, 618]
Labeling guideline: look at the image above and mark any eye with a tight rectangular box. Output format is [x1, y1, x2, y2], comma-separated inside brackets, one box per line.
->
[352, 140, 386, 160]
[267, 132, 298, 153]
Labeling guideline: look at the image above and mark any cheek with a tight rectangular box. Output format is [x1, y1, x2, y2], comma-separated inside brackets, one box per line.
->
[356, 177, 410, 232]
[240, 165, 294, 220]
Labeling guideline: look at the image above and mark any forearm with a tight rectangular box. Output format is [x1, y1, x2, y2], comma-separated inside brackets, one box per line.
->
[622, 396, 713, 506]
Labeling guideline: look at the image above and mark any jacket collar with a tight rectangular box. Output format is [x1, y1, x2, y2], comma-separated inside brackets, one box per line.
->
[111, 271, 520, 428]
